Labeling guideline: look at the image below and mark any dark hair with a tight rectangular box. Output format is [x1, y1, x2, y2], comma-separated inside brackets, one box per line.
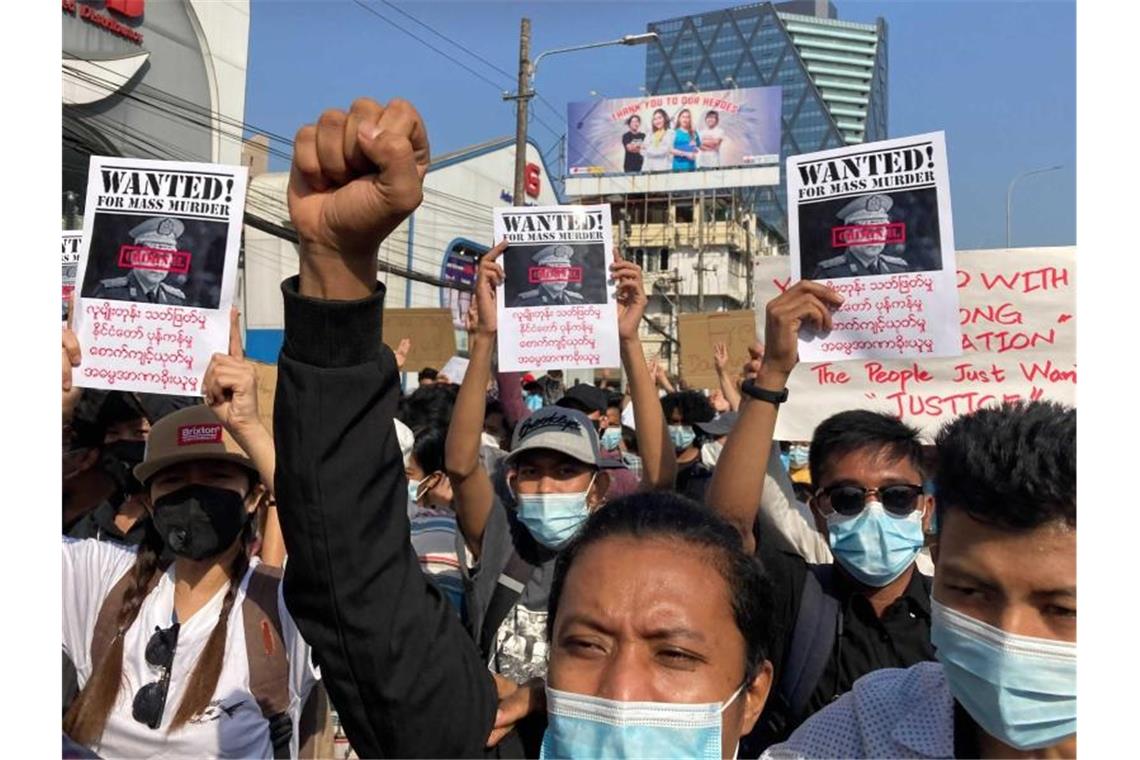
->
[63, 519, 253, 744]
[705, 110, 719, 122]
[661, 391, 715, 425]
[606, 397, 623, 413]
[398, 383, 458, 431]
[809, 410, 925, 486]
[651, 108, 670, 130]
[411, 425, 446, 474]
[621, 424, 638, 454]
[934, 401, 1075, 530]
[418, 367, 438, 383]
[548, 492, 773, 682]
[626, 114, 641, 127]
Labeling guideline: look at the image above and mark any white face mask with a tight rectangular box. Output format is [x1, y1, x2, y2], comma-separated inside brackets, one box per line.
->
[541, 683, 746, 759]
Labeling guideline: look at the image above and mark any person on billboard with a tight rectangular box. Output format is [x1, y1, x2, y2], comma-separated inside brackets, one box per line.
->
[621, 115, 646, 173]
[698, 110, 725, 169]
[671, 108, 701, 172]
[641, 108, 675, 173]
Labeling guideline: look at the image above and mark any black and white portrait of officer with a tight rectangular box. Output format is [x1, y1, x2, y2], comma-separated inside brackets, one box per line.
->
[91, 216, 188, 305]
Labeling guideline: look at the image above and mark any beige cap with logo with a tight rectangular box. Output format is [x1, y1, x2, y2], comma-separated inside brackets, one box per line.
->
[133, 404, 255, 484]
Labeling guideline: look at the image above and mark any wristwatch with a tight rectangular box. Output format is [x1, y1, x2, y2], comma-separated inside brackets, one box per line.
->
[740, 378, 789, 406]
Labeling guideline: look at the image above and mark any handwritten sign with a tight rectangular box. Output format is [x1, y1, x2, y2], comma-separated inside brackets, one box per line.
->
[70, 156, 248, 395]
[754, 247, 1075, 439]
[677, 310, 757, 389]
[382, 308, 457, 371]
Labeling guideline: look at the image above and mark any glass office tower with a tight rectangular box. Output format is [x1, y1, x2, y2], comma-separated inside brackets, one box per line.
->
[645, 1, 888, 239]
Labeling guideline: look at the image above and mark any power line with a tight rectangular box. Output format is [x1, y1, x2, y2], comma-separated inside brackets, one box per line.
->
[378, 1, 514, 82]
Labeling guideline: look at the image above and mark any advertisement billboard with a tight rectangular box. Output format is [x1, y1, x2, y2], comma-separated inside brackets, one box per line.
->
[566, 87, 781, 186]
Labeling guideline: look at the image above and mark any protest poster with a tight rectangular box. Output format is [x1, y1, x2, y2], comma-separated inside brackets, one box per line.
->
[71, 156, 248, 395]
[439, 356, 470, 386]
[754, 247, 1075, 440]
[382, 307, 457, 370]
[677, 310, 757, 389]
[788, 132, 960, 362]
[62, 232, 82, 323]
[567, 87, 781, 178]
[494, 204, 620, 372]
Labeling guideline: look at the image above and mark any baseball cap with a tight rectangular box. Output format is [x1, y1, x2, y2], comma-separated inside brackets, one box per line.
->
[134, 405, 256, 484]
[556, 384, 608, 417]
[694, 411, 739, 438]
[505, 406, 601, 468]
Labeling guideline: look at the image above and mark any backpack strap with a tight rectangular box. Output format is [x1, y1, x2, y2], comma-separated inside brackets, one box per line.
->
[91, 564, 162, 669]
[242, 564, 292, 759]
[779, 563, 841, 720]
[478, 549, 537, 662]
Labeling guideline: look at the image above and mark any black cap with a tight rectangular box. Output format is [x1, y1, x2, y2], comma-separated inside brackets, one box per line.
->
[694, 411, 739, 438]
[556, 384, 608, 416]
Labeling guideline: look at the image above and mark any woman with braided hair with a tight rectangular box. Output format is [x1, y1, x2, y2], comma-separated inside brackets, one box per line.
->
[61, 404, 318, 758]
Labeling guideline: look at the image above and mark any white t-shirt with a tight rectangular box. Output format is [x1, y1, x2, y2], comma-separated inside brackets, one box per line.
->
[62, 538, 318, 759]
[697, 126, 725, 168]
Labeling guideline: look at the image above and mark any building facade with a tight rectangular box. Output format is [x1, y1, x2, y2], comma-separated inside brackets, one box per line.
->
[241, 137, 563, 363]
[63, 0, 252, 214]
[645, 0, 888, 238]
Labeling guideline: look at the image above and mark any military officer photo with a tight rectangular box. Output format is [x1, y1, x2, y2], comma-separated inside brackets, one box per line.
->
[810, 194, 911, 280]
[91, 216, 188, 305]
[510, 244, 587, 307]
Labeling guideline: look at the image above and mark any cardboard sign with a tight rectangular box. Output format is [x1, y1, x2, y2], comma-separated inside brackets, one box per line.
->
[677, 310, 758, 389]
[754, 247, 1075, 439]
[250, 360, 278, 436]
[382, 308, 457, 371]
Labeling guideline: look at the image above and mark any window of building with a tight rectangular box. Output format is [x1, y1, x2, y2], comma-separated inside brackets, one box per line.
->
[676, 204, 694, 223]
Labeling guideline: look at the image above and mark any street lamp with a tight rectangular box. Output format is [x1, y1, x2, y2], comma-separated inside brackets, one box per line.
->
[504, 22, 658, 206]
[1006, 165, 1063, 247]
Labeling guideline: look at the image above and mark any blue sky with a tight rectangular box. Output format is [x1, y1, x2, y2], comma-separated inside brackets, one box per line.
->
[245, 0, 1075, 250]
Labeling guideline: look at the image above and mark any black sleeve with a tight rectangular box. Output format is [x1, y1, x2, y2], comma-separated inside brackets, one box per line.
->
[273, 276, 498, 758]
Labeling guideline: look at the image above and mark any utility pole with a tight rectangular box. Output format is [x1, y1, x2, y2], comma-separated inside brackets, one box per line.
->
[697, 190, 705, 312]
[511, 17, 532, 207]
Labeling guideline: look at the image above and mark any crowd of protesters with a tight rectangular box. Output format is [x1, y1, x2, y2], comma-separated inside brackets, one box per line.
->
[60, 97, 1076, 759]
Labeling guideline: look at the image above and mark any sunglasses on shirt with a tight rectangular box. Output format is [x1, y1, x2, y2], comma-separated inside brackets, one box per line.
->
[132, 622, 180, 729]
[815, 484, 925, 517]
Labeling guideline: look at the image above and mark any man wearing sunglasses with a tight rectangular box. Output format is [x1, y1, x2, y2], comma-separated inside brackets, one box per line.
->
[707, 280, 936, 754]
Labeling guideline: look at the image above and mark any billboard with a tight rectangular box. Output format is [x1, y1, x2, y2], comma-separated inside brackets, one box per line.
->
[566, 87, 781, 190]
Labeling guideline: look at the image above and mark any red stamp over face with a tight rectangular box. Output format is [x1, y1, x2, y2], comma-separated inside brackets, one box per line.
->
[177, 424, 223, 446]
[831, 223, 906, 248]
[528, 266, 582, 284]
[117, 245, 192, 274]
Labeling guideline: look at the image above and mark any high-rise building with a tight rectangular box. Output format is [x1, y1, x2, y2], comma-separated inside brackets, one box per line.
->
[645, 1, 888, 238]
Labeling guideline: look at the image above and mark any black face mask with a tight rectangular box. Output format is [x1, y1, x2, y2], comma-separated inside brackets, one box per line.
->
[151, 484, 248, 561]
[100, 440, 147, 495]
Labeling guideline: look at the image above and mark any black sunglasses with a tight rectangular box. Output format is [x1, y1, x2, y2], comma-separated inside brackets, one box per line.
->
[817, 484, 924, 517]
[132, 622, 180, 729]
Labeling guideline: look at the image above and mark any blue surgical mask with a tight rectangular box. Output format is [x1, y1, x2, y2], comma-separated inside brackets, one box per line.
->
[600, 427, 622, 451]
[788, 444, 809, 469]
[526, 393, 545, 412]
[668, 424, 695, 452]
[513, 474, 596, 549]
[826, 502, 924, 587]
[407, 478, 422, 504]
[541, 684, 744, 759]
[931, 599, 1076, 751]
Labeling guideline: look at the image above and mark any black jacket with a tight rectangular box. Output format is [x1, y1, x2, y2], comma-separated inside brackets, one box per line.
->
[273, 277, 519, 758]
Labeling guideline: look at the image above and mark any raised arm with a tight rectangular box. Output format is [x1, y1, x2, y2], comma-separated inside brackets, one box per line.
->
[706, 282, 843, 553]
[613, 253, 676, 490]
[713, 341, 743, 412]
[272, 97, 497, 758]
[445, 244, 505, 561]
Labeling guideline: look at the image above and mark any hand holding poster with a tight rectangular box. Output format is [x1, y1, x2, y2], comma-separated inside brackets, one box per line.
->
[62, 232, 81, 323]
[493, 204, 620, 372]
[754, 248, 1075, 440]
[788, 132, 960, 362]
[71, 156, 248, 396]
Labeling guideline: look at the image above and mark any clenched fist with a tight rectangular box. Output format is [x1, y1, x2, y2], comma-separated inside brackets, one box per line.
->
[288, 97, 430, 299]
